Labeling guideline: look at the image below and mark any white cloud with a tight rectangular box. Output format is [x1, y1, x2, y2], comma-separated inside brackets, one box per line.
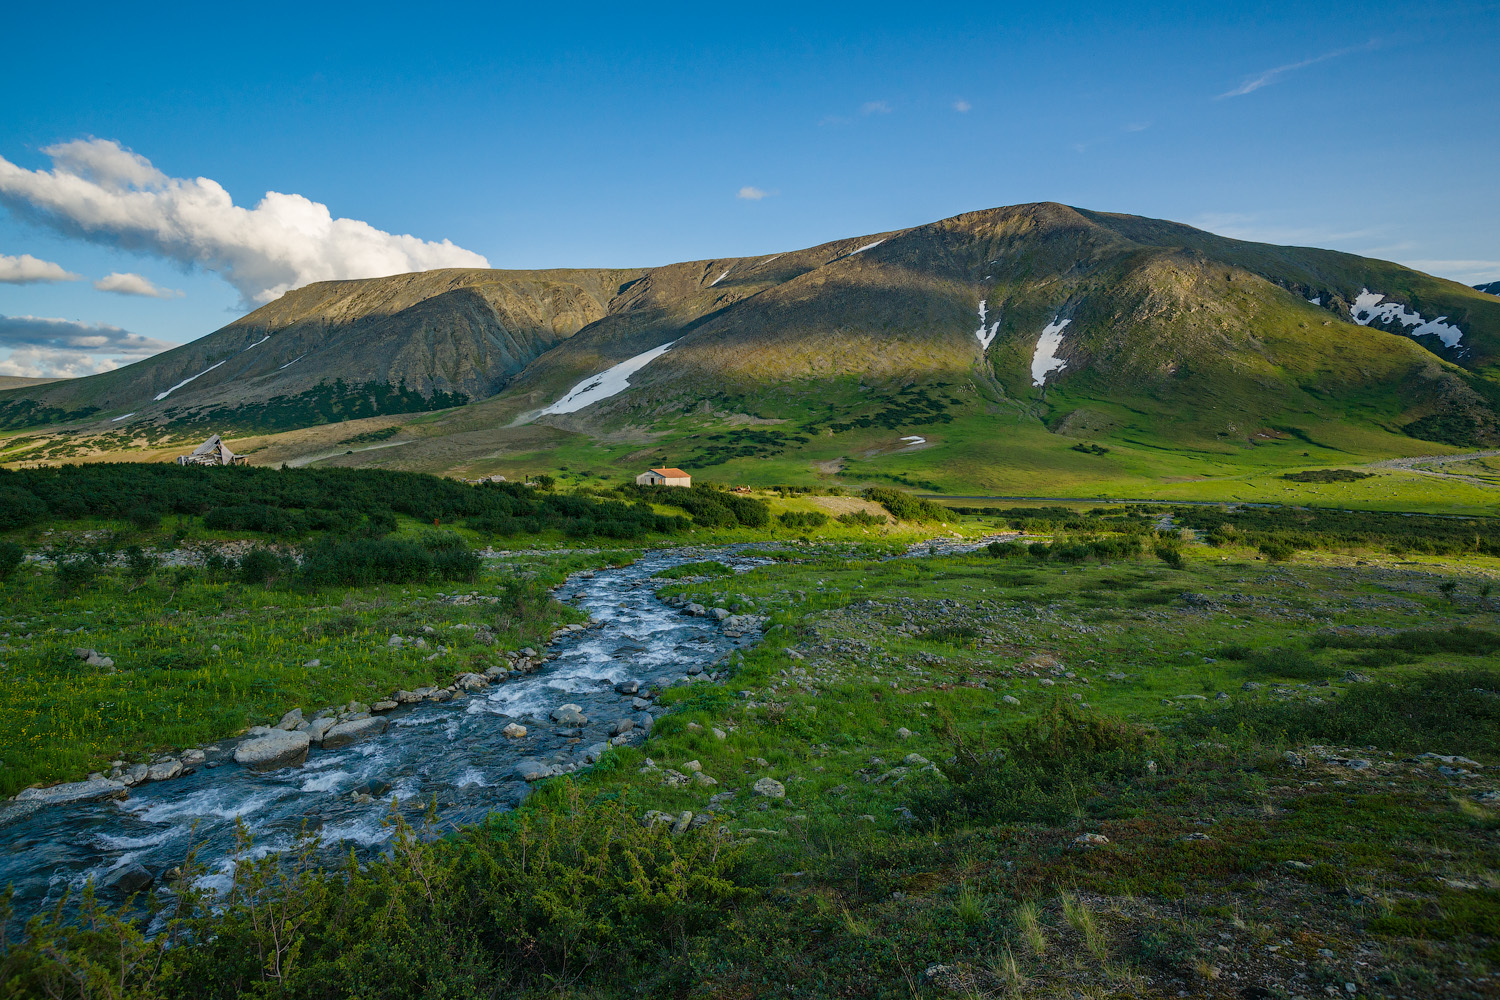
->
[1218, 42, 1376, 99]
[0, 346, 121, 378]
[952, 100, 971, 113]
[860, 100, 892, 115]
[0, 252, 80, 284]
[0, 138, 490, 306]
[94, 271, 183, 298]
[0, 313, 175, 377]
[737, 186, 769, 201]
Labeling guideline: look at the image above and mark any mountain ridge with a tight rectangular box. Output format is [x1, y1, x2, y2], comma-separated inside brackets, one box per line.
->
[3, 202, 1499, 485]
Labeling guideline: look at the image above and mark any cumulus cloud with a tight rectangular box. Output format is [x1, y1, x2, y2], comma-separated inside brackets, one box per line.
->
[737, 186, 768, 201]
[94, 271, 183, 298]
[0, 139, 490, 306]
[861, 100, 892, 115]
[0, 314, 175, 377]
[0, 252, 80, 284]
[952, 100, 971, 113]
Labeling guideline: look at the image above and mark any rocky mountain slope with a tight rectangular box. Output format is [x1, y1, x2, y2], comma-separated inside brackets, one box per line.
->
[4, 203, 1498, 462]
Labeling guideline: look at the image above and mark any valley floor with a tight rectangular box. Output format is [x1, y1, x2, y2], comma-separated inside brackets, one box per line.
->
[2, 516, 1499, 998]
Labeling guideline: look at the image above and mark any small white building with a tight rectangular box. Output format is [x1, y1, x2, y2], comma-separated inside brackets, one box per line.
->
[635, 466, 691, 487]
[176, 434, 247, 467]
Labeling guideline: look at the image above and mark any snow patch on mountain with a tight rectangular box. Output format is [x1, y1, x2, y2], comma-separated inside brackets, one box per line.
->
[154, 358, 230, 401]
[1351, 289, 1463, 348]
[1030, 319, 1071, 387]
[541, 341, 678, 415]
[974, 300, 1000, 351]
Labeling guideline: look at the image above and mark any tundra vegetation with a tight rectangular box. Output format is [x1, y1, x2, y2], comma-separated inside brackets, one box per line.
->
[0, 470, 1498, 998]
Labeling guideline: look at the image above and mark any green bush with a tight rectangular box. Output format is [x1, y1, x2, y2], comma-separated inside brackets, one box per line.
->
[986, 540, 1026, 558]
[298, 534, 480, 588]
[862, 487, 949, 523]
[1258, 539, 1296, 562]
[0, 541, 23, 581]
[1155, 544, 1185, 569]
[238, 547, 293, 586]
[836, 510, 888, 527]
[909, 701, 1160, 826]
[777, 510, 829, 529]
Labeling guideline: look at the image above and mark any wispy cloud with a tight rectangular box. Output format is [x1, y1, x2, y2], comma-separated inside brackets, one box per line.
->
[0, 314, 175, 377]
[1402, 259, 1500, 284]
[860, 100, 892, 115]
[0, 138, 489, 306]
[94, 271, 183, 298]
[952, 99, 971, 113]
[0, 252, 79, 284]
[737, 186, 769, 201]
[1218, 41, 1377, 99]
[1123, 121, 1151, 133]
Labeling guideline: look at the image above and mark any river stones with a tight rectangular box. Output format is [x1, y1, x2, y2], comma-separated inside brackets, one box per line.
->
[15, 777, 126, 805]
[515, 760, 561, 782]
[453, 672, 488, 691]
[234, 731, 310, 771]
[614, 679, 640, 695]
[321, 717, 388, 750]
[144, 759, 182, 782]
[305, 717, 338, 744]
[502, 723, 527, 739]
[275, 708, 304, 730]
[609, 718, 635, 737]
[550, 704, 587, 725]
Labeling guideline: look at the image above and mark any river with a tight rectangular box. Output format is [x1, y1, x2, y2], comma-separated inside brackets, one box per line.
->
[0, 547, 766, 914]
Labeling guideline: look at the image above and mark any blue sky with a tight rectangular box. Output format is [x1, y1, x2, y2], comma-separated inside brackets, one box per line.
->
[1, 0, 1496, 376]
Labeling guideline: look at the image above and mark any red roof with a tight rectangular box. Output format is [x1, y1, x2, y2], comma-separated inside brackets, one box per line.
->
[649, 467, 690, 478]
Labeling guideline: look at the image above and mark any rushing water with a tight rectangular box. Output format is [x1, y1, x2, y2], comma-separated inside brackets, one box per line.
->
[0, 548, 764, 913]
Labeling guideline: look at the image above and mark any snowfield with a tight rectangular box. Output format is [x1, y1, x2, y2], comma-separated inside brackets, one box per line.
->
[899, 435, 926, 445]
[974, 300, 1000, 351]
[1030, 318, 1071, 386]
[1351, 289, 1463, 348]
[709, 269, 730, 287]
[540, 341, 678, 415]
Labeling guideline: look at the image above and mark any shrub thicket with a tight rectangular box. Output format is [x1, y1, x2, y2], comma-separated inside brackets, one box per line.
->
[777, 511, 828, 529]
[624, 484, 770, 529]
[861, 487, 949, 523]
[0, 464, 693, 541]
[910, 701, 1160, 827]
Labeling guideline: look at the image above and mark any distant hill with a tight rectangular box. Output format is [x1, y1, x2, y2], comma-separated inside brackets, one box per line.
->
[1477, 280, 1500, 297]
[0, 376, 65, 391]
[4, 203, 1499, 481]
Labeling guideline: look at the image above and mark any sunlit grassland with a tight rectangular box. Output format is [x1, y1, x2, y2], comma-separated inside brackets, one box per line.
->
[0, 552, 613, 796]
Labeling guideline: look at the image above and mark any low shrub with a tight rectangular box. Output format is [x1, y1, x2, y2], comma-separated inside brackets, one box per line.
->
[909, 701, 1161, 826]
[777, 511, 829, 530]
[862, 487, 949, 523]
[0, 541, 23, 581]
[836, 510, 888, 527]
[1177, 669, 1500, 756]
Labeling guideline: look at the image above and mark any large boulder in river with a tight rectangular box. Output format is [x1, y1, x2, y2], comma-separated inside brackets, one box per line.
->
[104, 862, 154, 894]
[321, 717, 389, 750]
[15, 777, 125, 805]
[233, 730, 310, 771]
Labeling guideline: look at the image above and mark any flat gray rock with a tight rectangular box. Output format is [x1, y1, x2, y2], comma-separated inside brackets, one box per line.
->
[233, 731, 310, 771]
[15, 777, 126, 805]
